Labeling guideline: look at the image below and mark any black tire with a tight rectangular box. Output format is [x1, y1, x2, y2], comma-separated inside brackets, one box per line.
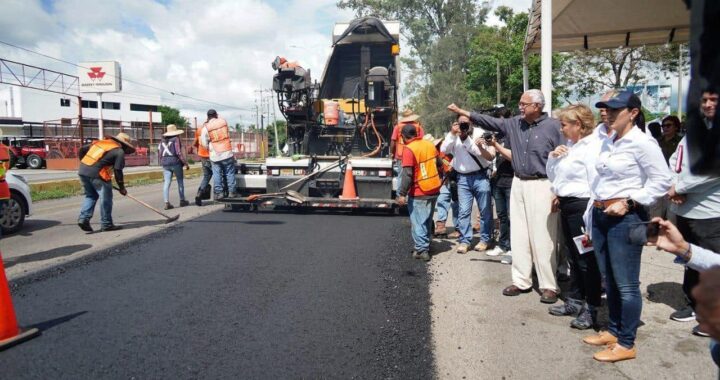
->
[27, 154, 43, 169]
[0, 192, 27, 235]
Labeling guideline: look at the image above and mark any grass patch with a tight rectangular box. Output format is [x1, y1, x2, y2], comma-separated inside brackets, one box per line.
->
[30, 167, 203, 201]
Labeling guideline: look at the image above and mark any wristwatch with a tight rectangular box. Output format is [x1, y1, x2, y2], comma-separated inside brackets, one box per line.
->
[625, 198, 636, 210]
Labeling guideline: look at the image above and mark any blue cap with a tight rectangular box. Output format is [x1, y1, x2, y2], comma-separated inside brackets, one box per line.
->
[595, 90, 642, 109]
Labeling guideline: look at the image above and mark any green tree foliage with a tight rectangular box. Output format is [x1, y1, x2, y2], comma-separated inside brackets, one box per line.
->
[158, 105, 189, 128]
[266, 120, 288, 156]
[466, 7, 566, 111]
[555, 44, 689, 103]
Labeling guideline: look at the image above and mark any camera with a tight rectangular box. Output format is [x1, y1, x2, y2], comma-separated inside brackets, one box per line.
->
[459, 122, 470, 132]
[482, 131, 494, 142]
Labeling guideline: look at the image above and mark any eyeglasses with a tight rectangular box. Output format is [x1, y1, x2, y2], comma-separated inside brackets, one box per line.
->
[518, 102, 538, 109]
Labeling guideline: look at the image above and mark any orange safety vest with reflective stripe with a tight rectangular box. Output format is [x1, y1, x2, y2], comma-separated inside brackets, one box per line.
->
[395, 121, 423, 159]
[406, 139, 442, 193]
[193, 127, 210, 158]
[0, 144, 10, 200]
[80, 139, 121, 182]
[206, 118, 232, 153]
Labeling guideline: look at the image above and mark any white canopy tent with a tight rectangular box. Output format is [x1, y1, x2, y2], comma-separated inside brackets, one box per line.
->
[522, 0, 691, 112]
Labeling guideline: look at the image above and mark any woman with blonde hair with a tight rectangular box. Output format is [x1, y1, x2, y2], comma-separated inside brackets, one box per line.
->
[546, 104, 603, 330]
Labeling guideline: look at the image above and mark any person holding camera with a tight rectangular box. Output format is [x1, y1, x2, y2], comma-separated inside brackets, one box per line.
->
[439, 115, 495, 254]
[448, 89, 563, 304]
[582, 91, 672, 362]
[545, 104, 603, 330]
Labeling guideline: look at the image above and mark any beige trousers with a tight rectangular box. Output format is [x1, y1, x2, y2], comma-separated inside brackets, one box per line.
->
[510, 178, 559, 292]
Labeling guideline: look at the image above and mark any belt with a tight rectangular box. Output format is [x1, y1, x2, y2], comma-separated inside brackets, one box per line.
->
[457, 170, 485, 176]
[593, 198, 627, 210]
[515, 175, 547, 180]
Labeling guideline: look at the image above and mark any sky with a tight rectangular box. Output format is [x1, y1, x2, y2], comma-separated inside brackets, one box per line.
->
[0, 0, 531, 126]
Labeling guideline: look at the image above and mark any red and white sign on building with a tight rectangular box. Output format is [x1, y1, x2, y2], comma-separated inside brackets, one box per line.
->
[78, 61, 122, 93]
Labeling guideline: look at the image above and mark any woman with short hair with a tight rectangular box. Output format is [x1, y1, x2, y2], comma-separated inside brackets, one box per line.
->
[546, 104, 603, 330]
[582, 91, 672, 362]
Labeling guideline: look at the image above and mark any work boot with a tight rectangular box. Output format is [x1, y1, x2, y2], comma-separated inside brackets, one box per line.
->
[215, 193, 224, 201]
[418, 251, 431, 262]
[228, 192, 238, 199]
[164, 202, 174, 210]
[434, 221, 447, 237]
[77, 219, 93, 232]
[548, 298, 583, 317]
[179, 200, 190, 207]
[447, 230, 460, 239]
[101, 225, 123, 232]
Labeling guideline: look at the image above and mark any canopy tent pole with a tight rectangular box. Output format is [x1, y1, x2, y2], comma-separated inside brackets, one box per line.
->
[522, 52, 529, 92]
[540, 0, 552, 112]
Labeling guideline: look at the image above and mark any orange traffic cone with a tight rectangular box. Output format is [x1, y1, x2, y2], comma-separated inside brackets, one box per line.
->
[339, 163, 359, 199]
[0, 250, 40, 351]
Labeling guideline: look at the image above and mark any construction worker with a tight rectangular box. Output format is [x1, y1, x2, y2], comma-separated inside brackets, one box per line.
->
[0, 131, 11, 238]
[200, 109, 237, 199]
[193, 119, 213, 206]
[77, 132, 136, 232]
[159, 124, 190, 210]
[396, 124, 443, 262]
[390, 109, 424, 191]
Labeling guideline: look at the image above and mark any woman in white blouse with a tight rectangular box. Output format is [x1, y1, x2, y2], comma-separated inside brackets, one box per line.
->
[582, 91, 672, 363]
[546, 104, 602, 331]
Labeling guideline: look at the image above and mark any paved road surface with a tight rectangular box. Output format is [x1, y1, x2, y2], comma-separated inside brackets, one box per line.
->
[1, 210, 434, 378]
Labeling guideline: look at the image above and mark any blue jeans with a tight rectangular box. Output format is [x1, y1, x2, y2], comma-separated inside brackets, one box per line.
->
[162, 164, 186, 203]
[407, 196, 437, 252]
[198, 158, 213, 191]
[435, 183, 458, 226]
[493, 184, 511, 251]
[211, 157, 237, 195]
[711, 339, 720, 368]
[592, 207, 645, 348]
[457, 172, 492, 245]
[78, 175, 113, 228]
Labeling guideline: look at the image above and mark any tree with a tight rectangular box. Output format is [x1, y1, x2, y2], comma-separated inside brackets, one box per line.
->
[158, 105, 189, 128]
[555, 44, 689, 103]
[465, 8, 566, 111]
[266, 120, 288, 155]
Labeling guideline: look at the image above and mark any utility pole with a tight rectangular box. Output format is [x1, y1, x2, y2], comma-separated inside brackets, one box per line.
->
[677, 44, 683, 121]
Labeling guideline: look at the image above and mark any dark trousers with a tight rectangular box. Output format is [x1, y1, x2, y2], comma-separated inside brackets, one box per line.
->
[592, 207, 646, 348]
[559, 197, 601, 307]
[676, 215, 720, 309]
[492, 184, 511, 251]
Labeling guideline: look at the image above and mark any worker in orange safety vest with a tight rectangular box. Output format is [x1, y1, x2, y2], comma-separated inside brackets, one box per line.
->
[200, 109, 237, 200]
[193, 119, 213, 206]
[77, 132, 136, 232]
[396, 124, 443, 262]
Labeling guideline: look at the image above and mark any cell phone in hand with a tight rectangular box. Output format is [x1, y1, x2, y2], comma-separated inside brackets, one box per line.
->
[627, 221, 660, 246]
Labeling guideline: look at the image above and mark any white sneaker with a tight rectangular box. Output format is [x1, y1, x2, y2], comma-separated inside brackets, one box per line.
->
[485, 246, 505, 257]
[500, 251, 512, 265]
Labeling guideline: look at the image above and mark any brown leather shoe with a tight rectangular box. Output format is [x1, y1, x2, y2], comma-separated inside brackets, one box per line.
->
[583, 331, 618, 346]
[593, 343, 636, 362]
[540, 289, 558, 304]
[434, 221, 447, 237]
[502, 285, 532, 296]
[447, 230, 460, 239]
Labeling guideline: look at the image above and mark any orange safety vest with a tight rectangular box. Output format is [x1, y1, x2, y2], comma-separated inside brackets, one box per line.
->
[206, 118, 232, 153]
[406, 139, 442, 193]
[0, 144, 10, 200]
[193, 127, 210, 158]
[395, 121, 423, 158]
[80, 139, 121, 182]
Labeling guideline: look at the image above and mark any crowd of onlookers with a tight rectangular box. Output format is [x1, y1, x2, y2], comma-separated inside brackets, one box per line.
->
[393, 87, 719, 365]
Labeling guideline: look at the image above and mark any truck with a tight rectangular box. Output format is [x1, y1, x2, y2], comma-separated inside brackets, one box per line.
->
[0, 136, 47, 169]
[226, 17, 401, 212]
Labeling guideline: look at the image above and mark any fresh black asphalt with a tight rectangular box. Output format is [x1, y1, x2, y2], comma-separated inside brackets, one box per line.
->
[1, 210, 435, 379]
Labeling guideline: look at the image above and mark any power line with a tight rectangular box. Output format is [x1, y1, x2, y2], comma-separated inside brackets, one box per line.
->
[0, 39, 255, 111]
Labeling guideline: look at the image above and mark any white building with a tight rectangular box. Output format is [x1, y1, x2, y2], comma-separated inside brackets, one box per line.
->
[0, 85, 162, 138]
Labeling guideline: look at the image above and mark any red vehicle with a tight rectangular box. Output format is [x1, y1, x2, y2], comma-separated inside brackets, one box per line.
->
[0, 137, 47, 169]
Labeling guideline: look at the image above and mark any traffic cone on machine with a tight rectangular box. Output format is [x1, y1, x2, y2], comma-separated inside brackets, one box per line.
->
[0, 250, 40, 350]
[339, 163, 359, 199]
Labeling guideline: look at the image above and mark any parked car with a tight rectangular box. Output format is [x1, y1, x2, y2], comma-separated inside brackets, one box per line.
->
[0, 172, 33, 234]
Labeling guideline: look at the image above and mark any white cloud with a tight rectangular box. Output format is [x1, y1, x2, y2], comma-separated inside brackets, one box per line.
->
[0, 0, 356, 126]
[485, 0, 533, 26]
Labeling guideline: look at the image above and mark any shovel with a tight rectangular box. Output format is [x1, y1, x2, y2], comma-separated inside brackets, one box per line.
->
[113, 187, 180, 223]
